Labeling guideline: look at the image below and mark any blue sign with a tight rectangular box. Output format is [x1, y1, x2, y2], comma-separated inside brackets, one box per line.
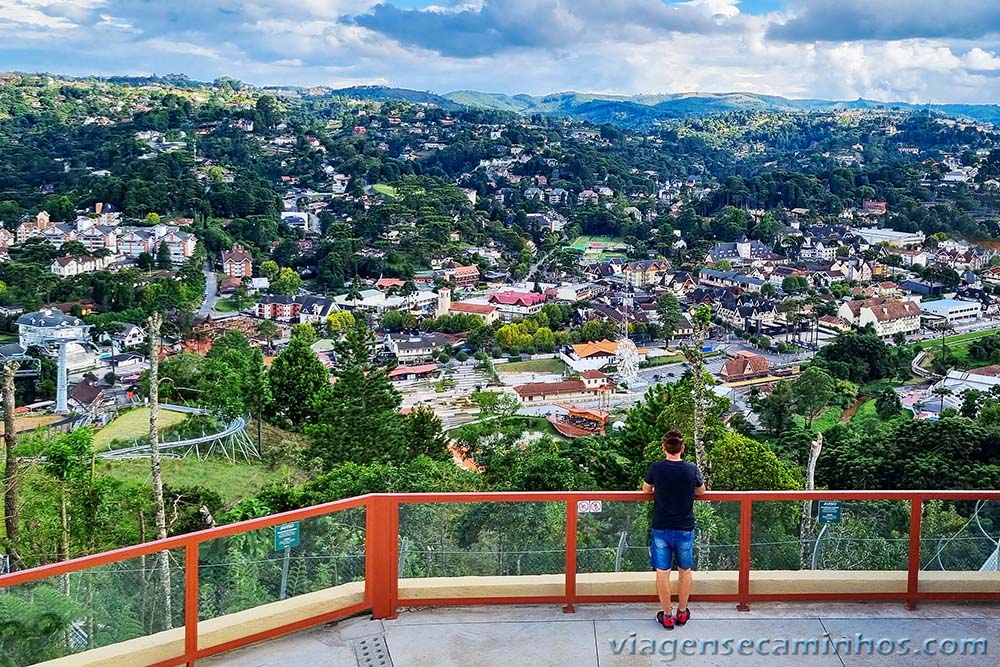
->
[818, 501, 842, 524]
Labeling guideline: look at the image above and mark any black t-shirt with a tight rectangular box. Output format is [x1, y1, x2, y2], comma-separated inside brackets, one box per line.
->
[644, 459, 704, 531]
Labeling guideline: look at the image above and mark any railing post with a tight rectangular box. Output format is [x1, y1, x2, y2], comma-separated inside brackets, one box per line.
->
[367, 496, 399, 620]
[737, 497, 751, 612]
[184, 542, 199, 667]
[906, 497, 922, 611]
[563, 499, 577, 613]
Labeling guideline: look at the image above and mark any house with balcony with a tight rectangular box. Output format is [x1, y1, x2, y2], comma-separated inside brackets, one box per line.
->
[698, 269, 765, 293]
[78, 224, 118, 253]
[50, 254, 116, 277]
[160, 229, 197, 263]
[98, 322, 147, 353]
[384, 332, 457, 364]
[707, 236, 771, 265]
[717, 296, 779, 333]
[447, 264, 481, 288]
[256, 295, 337, 323]
[489, 291, 547, 321]
[222, 244, 253, 278]
[837, 297, 921, 339]
[621, 260, 669, 288]
[16, 210, 54, 243]
[117, 228, 157, 257]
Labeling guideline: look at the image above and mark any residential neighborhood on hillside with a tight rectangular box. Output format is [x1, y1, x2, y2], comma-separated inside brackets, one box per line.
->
[2, 50, 1000, 667]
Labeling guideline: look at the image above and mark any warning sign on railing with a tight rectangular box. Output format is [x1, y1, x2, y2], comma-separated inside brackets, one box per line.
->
[577, 500, 603, 514]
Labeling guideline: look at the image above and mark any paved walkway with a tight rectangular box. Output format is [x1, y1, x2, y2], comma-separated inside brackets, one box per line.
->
[203, 602, 1000, 666]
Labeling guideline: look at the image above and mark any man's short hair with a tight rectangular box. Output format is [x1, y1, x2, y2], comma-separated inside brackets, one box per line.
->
[662, 430, 684, 454]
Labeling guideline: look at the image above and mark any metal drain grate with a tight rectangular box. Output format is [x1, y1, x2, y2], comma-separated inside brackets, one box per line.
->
[353, 634, 393, 667]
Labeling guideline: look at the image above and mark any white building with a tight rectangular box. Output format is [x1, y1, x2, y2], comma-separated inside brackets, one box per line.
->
[854, 228, 925, 248]
[919, 299, 982, 326]
[837, 297, 921, 339]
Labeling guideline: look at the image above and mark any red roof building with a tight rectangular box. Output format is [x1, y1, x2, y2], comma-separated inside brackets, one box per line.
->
[489, 291, 547, 321]
[222, 244, 253, 278]
[449, 301, 499, 325]
[720, 351, 771, 382]
[376, 278, 407, 290]
[449, 265, 481, 288]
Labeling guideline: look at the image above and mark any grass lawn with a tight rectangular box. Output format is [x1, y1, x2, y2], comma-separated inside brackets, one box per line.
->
[99, 458, 298, 505]
[372, 183, 399, 199]
[793, 406, 843, 432]
[859, 378, 908, 394]
[922, 339, 987, 370]
[0, 332, 17, 343]
[640, 354, 686, 368]
[849, 399, 878, 428]
[567, 235, 622, 250]
[213, 297, 242, 313]
[850, 398, 912, 429]
[497, 358, 567, 374]
[508, 415, 568, 440]
[93, 407, 188, 450]
[914, 327, 1000, 350]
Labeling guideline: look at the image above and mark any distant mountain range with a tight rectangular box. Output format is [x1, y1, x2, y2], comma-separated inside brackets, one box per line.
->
[318, 86, 1000, 126]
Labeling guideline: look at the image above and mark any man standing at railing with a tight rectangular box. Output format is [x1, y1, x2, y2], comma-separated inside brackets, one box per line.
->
[642, 430, 706, 630]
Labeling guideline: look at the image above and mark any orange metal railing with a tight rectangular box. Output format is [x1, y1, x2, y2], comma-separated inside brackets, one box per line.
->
[2, 490, 1000, 667]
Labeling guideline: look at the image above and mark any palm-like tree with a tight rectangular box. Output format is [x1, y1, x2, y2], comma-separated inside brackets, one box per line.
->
[932, 385, 953, 414]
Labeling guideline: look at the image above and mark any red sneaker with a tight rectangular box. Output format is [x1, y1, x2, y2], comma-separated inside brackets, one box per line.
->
[656, 610, 675, 630]
[675, 608, 690, 626]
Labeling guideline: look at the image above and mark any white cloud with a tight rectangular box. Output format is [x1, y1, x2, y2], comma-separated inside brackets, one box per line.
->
[964, 47, 1000, 71]
[135, 38, 228, 61]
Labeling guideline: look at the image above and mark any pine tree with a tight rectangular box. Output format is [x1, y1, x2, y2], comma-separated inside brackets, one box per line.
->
[155, 242, 172, 270]
[268, 336, 330, 425]
[306, 322, 425, 468]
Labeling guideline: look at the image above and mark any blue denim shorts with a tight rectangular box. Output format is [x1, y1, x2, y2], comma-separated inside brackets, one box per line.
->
[650, 529, 695, 570]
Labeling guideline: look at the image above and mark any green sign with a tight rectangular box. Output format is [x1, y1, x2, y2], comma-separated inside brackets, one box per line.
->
[817, 500, 842, 524]
[274, 521, 300, 551]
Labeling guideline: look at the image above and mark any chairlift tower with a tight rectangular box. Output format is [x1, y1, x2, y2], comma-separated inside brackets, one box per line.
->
[16, 309, 94, 414]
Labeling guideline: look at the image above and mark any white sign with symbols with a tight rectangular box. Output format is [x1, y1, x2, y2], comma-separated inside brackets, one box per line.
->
[577, 500, 603, 513]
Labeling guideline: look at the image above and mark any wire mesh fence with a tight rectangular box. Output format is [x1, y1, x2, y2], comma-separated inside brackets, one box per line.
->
[3, 497, 998, 667]
[198, 506, 366, 620]
[0, 548, 184, 667]
[921, 500, 999, 572]
[398, 502, 566, 577]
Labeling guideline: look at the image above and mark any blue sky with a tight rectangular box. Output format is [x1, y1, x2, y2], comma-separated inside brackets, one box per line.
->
[3, 1, 1000, 103]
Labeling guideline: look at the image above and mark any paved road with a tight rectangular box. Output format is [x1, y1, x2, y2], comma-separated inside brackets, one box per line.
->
[197, 262, 218, 319]
[527, 247, 556, 278]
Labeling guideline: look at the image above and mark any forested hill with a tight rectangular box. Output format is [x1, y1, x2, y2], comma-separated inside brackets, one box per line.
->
[10, 73, 1000, 127]
[324, 87, 1000, 127]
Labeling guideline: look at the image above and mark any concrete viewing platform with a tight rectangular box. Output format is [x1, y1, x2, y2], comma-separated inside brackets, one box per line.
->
[203, 602, 1000, 667]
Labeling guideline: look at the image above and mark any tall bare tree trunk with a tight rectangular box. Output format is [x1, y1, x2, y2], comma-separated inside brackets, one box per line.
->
[687, 318, 711, 488]
[147, 312, 173, 629]
[3, 361, 21, 570]
[59, 480, 71, 650]
[684, 307, 713, 566]
[800, 432, 823, 569]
